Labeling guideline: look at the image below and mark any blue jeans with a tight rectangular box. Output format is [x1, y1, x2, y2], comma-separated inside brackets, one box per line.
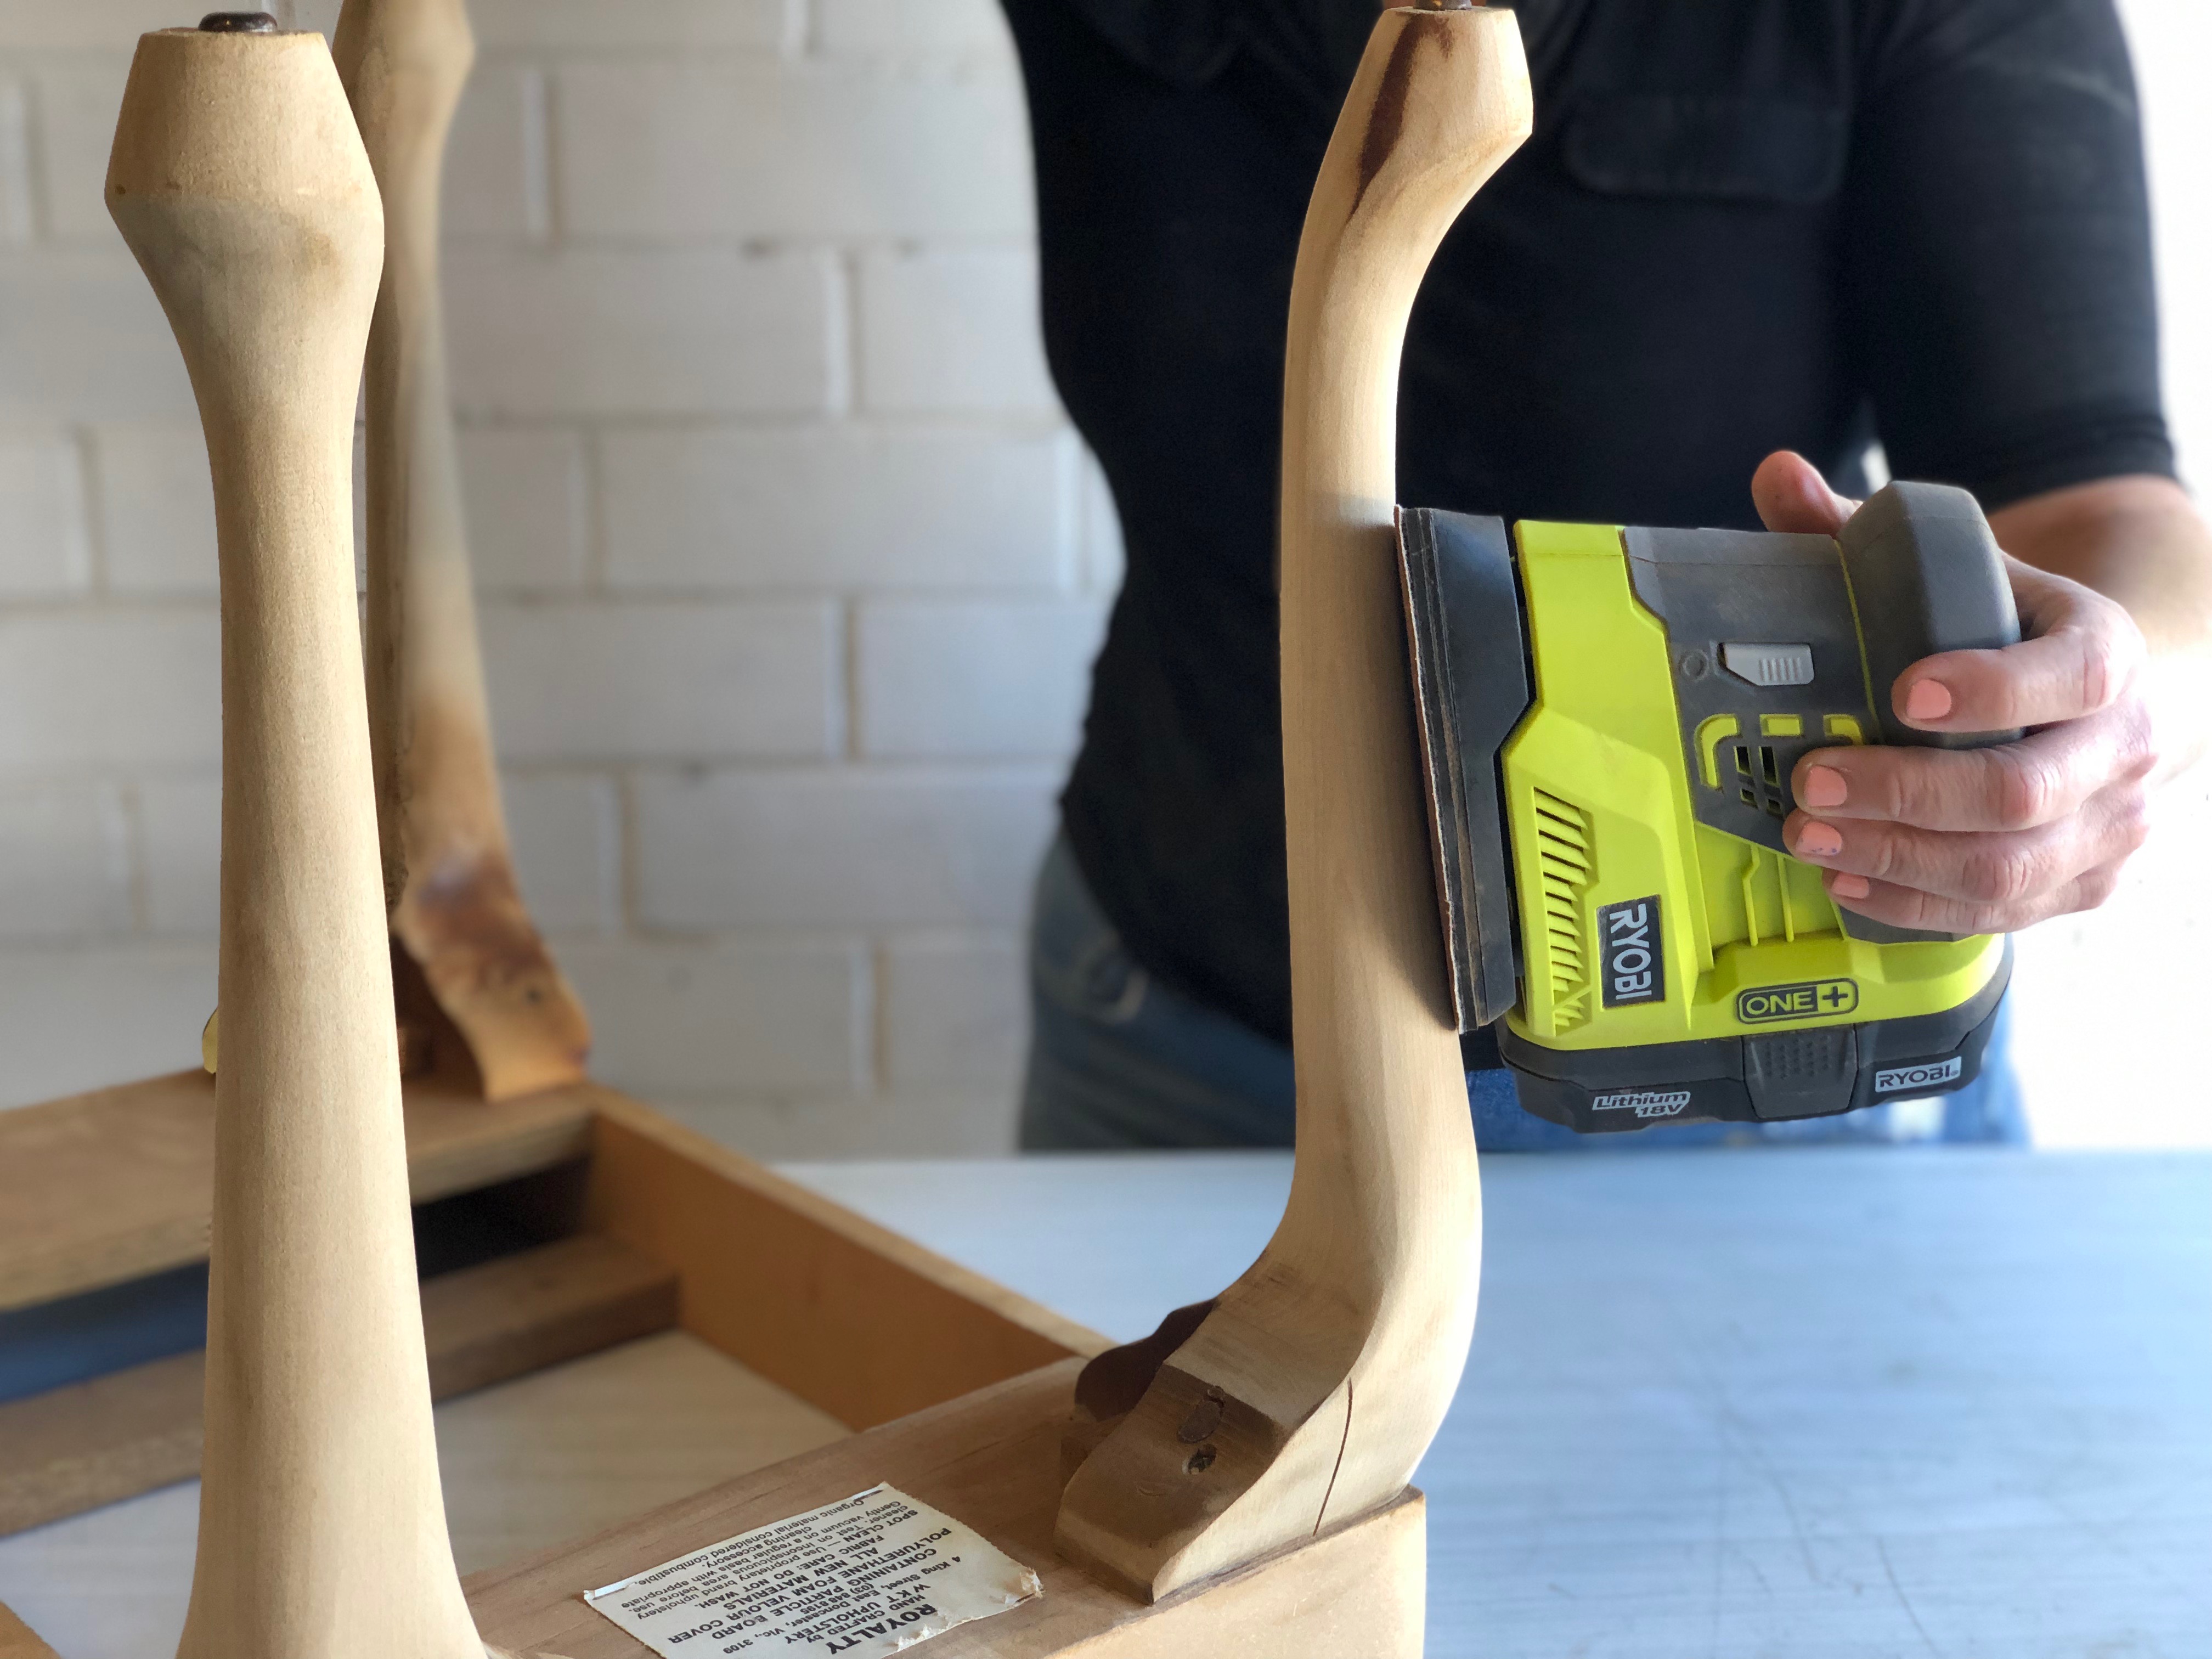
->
[1019, 834, 2025, 1152]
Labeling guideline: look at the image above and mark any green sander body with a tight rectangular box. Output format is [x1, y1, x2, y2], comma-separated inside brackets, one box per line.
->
[1397, 482, 2020, 1133]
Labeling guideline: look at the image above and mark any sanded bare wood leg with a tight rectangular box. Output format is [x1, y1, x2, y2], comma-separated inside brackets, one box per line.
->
[1056, 2, 1533, 1604]
[336, 0, 591, 1101]
[106, 21, 484, 1656]
[0, 1604, 58, 1659]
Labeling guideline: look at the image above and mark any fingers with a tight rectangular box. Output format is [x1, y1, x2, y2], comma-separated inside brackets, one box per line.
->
[1814, 854, 2132, 936]
[1785, 777, 2150, 913]
[1791, 699, 2155, 832]
[1888, 559, 2148, 735]
[1752, 450, 1859, 537]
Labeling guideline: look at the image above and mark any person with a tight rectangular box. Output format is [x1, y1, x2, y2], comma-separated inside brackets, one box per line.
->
[998, 0, 2212, 1151]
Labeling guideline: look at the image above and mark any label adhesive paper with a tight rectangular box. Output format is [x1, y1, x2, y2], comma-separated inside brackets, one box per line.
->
[582, 1485, 1042, 1658]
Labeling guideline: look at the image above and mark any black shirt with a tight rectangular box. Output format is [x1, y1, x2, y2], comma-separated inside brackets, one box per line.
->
[1002, 0, 2173, 1049]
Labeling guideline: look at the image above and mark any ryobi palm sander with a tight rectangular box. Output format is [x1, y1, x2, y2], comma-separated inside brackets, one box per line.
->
[1398, 482, 2018, 1133]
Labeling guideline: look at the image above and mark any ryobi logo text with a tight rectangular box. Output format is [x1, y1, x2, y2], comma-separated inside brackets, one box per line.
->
[1592, 1090, 1693, 1120]
[1875, 1056, 1964, 1096]
[1598, 896, 1665, 1008]
[1735, 978, 1858, 1024]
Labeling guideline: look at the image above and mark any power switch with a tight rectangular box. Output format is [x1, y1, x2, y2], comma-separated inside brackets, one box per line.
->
[1721, 642, 1815, 687]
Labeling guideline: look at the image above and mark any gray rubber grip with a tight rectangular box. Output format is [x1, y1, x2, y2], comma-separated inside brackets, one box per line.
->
[1834, 481, 2022, 946]
[1836, 482, 2022, 752]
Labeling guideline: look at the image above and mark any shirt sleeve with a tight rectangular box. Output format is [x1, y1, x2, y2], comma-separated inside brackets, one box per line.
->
[1844, 0, 2175, 508]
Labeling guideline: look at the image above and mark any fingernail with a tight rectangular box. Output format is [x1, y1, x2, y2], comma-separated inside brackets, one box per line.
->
[1904, 679, 1954, 722]
[1801, 765, 1848, 809]
[1795, 821, 1843, 858]
[1830, 873, 1872, 900]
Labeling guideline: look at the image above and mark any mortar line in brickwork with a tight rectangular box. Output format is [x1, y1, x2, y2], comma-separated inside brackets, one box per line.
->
[519, 65, 553, 244]
[613, 766, 641, 934]
[115, 777, 150, 935]
[822, 246, 856, 417]
[19, 70, 57, 242]
[863, 937, 888, 1096]
[72, 423, 108, 596]
[580, 425, 610, 591]
[840, 597, 862, 761]
[0, 80, 31, 246]
[535, 55, 565, 245]
[502, 235, 1039, 256]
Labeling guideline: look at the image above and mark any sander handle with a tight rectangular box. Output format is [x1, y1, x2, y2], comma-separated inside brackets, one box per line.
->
[1836, 481, 2023, 752]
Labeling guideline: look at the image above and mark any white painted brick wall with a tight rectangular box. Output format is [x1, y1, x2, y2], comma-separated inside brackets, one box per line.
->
[858, 247, 1057, 415]
[93, 421, 217, 593]
[445, 249, 836, 418]
[856, 597, 1105, 758]
[634, 769, 1057, 930]
[818, 0, 1013, 56]
[555, 62, 1031, 241]
[457, 428, 586, 592]
[0, 431, 89, 594]
[2, 0, 2203, 1154]
[0, 611, 218, 770]
[0, 784, 131, 938]
[880, 934, 1024, 1093]
[0, 0, 1092, 1156]
[600, 426, 1071, 591]
[479, 600, 839, 761]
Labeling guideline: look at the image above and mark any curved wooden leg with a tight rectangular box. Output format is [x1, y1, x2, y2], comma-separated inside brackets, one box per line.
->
[107, 23, 484, 1657]
[0, 1603, 58, 1659]
[336, 0, 591, 1102]
[1055, 2, 1533, 1603]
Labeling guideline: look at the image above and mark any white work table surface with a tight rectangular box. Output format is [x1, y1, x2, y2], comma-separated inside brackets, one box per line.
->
[7, 1146, 2208, 1657]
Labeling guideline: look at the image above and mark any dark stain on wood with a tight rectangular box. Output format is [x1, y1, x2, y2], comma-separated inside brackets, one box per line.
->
[1356, 19, 1457, 210]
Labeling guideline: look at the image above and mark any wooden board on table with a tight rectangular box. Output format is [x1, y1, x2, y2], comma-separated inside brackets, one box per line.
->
[583, 1093, 1110, 1431]
[467, 1358, 1424, 1659]
[0, 1070, 604, 1314]
[0, 1234, 676, 1537]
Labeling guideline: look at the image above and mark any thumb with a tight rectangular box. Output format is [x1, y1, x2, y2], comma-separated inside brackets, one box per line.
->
[1752, 450, 1860, 537]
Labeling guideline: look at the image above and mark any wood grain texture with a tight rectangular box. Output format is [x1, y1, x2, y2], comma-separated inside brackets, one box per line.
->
[582, 1092, 1108, 1431]
[0, 1350, 202, 1541]
[0, 1237, 677, 1539]
[1054, 5, 1532, 1602]
[0, 1070, 599, 1316]
[105, 24, 482, 1655]
[465, 1359, 1424, 1659]
[0, 1604, 58, 1659]
[436, 1331, 848, 1577]
[423, 1235, 676, 1400]
[334, 0, 591, 1102]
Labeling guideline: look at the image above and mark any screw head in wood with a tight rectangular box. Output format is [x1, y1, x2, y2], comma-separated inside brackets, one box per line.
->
[198, 12, 279, 30]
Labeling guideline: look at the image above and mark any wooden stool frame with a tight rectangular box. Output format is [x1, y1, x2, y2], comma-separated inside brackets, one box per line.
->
[0, 5, 1532, 1655]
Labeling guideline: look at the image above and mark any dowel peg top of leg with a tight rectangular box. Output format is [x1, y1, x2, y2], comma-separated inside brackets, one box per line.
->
[106, 23, 382, 359]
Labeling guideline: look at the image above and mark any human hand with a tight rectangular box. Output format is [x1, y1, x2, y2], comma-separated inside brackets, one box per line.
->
[1750, 451, 2156, 933]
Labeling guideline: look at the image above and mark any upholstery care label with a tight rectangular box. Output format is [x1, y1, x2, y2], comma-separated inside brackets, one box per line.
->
[582, 1485, 1042, 1658]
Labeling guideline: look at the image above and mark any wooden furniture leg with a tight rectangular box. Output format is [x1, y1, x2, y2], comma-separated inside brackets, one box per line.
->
[336, 0, 591, 1101]
[1055, 1, 1533, 1602]
[106, 21, 484, 1656]
[0, 1604, 57, 1659]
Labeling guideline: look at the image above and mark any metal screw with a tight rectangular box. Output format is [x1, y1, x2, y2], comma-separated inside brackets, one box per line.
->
[1176, 1388, 1226, 1444]
[199, 12, 279, 31]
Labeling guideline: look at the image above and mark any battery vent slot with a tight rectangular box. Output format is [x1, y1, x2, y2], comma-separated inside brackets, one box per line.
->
[1530, 789, 1595, 1032]
[1731, 740, 1788, 817]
